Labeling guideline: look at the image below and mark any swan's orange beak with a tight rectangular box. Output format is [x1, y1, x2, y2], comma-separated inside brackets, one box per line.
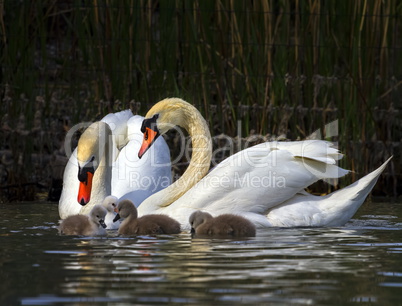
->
[77, 172, 93, 205]
[138, 127, 158, 158]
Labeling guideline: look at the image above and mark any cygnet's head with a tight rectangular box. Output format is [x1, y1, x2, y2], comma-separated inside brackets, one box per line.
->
[189, 211, 213, 233]
[102, 195, 118, 212]
[113, 200, 137, 222]
[90, 205, 108, 228]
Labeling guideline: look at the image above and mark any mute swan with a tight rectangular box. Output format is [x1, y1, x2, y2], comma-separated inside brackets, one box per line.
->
[111, 115, 171, 204]
[113, 199, 181, 235]
[58, 110, 171, 220]
[189, 211, 256, 237]
[136, 98, 391, 230]
[58, 204, 107, 236]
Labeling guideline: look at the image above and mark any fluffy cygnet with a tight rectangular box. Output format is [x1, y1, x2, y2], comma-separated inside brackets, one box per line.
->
[189, 211, 256, 237]
[101, 195, 120, 230]
[59, 205, 107, 236]
[113, 200, 181, 235]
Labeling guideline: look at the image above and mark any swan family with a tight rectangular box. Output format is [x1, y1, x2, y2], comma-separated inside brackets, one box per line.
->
[58, 97, 391, 235]
[136, 98, 391, 230]
[58, 110, 172, 228]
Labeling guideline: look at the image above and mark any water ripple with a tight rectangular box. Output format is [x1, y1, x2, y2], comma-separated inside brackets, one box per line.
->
[1, 202, 402, 305]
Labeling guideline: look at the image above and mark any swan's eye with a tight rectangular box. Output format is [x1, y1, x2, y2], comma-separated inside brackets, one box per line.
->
[112, 203, 116, 207]
[96, 215, 99, 218]
[90, 156, 95, 162]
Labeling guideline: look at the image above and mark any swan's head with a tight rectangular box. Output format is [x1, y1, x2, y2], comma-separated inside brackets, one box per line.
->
[89, 205, 107, 229]
[189, 211, 213, 233]
[138, 98, 198, 158]
[102, 195, 118, 212]
[77, 121, 111, 206]
[113, 199, 137, 222]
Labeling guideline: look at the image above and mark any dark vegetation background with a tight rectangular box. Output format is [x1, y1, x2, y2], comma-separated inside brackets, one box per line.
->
[0, 0, 400, 202]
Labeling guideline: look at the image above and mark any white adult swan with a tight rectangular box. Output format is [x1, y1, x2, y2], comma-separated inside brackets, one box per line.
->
[58, 110, 171, 227]
[136, 98, 391, 230]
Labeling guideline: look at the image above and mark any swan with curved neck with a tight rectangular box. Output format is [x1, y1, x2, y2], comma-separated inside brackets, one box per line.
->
[137, 98, 391, 230]
[59, 110, 133, 219]
[138, 98, 212, 208]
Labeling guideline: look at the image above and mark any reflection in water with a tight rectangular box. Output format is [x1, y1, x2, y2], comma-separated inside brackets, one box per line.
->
[0, 202, 401, 305]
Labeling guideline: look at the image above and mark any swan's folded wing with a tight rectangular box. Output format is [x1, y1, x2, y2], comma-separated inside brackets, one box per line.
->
[101, 109, 133, 150]
[275, 140, 343, 164]
[175, 140, 348, 215]
[213, 140, 348, 180]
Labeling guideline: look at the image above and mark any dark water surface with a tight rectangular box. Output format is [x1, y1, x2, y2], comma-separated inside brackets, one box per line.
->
[1, 201, 402, 305]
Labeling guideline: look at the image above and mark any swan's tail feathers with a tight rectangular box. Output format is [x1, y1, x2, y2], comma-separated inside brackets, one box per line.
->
[323, 156, 392, 225]
[335, 156, 391, 201]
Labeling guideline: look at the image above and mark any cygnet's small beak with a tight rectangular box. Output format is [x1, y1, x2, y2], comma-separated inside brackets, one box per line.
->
[190, 227, 195, 234]
[113, 214, 121, 223]
[99, 219, 107, 229]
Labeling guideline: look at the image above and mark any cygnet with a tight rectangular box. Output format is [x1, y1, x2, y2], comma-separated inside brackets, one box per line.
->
[113, 200, 181, 235]
[101, 195, 120, 230]
[59, 205, 107, 236]
[189, 211, 256, 237]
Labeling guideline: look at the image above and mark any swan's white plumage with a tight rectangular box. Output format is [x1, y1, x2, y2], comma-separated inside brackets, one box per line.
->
[111, 116, 171, 207]
[58, 110, 171, 220]
[137, 98, 391, 231]
[265, 156, 392, 227]
[139, 140, 351, 228]
[58, 149, 81, 218]
[101, 110, 133, 160]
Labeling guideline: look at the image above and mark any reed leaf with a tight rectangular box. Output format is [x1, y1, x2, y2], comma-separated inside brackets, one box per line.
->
[0, 0, 400, 200]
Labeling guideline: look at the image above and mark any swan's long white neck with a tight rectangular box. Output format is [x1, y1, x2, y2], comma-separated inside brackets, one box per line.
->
[138, 98, 212, 214]
[79, 123, 113, 215]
